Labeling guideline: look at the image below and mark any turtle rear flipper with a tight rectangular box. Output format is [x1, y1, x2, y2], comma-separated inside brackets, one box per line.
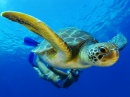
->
[109, 34, 128, 51]
[2, 11, 72, 61]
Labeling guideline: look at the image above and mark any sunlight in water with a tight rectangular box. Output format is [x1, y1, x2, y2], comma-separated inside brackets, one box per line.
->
[0, 0, 8, 9]
[0, 0, 7, 5]
[0, 0, 129, 53]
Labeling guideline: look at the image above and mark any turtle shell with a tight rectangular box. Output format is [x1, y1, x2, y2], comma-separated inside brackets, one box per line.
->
[33, 27, 98, 54]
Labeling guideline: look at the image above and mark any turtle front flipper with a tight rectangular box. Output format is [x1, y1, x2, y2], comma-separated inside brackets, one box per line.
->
[2, 11, 71, 61]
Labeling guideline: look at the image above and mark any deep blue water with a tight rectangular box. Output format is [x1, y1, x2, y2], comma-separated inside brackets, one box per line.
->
[0, 0, 130, 97]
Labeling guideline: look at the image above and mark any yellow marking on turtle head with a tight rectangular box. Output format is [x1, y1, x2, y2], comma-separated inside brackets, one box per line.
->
[88, 42, 119, 67]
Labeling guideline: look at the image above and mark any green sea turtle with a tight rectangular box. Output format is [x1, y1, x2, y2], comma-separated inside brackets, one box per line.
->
[2, 11, 126, 69]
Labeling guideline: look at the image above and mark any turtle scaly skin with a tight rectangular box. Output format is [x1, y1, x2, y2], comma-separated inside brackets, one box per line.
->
[2, 11, 119, 69]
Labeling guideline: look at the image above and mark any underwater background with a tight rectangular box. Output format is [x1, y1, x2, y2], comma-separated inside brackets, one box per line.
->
[0, 0, 130, 97]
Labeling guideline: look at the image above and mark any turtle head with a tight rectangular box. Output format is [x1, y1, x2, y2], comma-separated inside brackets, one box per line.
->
[80, 42, 119, 67]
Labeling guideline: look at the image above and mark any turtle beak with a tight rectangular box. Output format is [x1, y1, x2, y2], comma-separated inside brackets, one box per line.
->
[108, 50, 119, 65]
[100, 49, 119, 66]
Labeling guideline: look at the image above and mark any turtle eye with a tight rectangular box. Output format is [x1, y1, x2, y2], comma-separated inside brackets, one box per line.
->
[99, 47, 109, 53]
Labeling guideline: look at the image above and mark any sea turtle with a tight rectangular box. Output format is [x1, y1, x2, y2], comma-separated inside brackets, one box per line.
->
[1, 11, 127, 69]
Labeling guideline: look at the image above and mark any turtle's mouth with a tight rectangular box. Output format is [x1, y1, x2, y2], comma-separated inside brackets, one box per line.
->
[100, 50, 119, 66]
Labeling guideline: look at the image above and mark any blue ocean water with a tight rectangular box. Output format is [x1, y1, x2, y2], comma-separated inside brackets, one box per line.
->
[0, 0, 130, 97]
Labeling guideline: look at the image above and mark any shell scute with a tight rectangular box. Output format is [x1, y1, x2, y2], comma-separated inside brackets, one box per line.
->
[34, 27, 97, 54]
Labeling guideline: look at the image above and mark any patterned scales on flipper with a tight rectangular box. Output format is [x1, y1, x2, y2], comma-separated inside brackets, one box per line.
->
[33, 27, 98, 55]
